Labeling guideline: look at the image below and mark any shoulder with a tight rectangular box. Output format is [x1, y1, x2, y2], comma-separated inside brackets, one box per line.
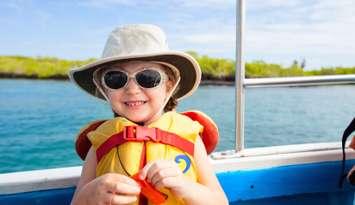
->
[161, 111, 203, 134]
[160, 111, 219, 154]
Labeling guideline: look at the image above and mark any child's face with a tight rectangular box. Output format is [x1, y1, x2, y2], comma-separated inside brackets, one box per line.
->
[101, 61, 174, 124]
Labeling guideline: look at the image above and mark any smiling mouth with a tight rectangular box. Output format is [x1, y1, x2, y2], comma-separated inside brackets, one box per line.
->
[124, 101, 147, 107]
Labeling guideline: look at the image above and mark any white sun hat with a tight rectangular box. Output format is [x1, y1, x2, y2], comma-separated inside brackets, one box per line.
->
[69, 24, 201, 101]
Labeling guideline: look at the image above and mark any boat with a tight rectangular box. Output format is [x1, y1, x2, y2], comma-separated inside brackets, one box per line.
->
[1, 0, 355, 204]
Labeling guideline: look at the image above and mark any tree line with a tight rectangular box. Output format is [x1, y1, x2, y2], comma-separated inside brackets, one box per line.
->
[0, 54, 354, 80]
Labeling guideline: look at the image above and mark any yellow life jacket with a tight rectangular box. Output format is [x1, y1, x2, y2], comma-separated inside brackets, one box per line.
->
[87, 111, 203, 205]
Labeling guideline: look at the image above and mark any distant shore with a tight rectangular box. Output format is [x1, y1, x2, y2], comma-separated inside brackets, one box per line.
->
[1, 55, 355, 83]
[0, 73, 68, 80]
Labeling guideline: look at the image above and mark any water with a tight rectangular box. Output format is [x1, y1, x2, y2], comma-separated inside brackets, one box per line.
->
[0, 79, 354, 173]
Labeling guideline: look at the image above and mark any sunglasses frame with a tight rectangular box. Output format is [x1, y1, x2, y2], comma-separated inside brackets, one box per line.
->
[100, 67, 168, 91]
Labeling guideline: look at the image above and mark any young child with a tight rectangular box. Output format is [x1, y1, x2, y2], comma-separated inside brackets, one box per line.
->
[69, 24, 228, 205]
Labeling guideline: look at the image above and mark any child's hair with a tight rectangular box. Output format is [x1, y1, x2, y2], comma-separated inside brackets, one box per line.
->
[162, 64, 179, 112]
[112, 64, 179, 117]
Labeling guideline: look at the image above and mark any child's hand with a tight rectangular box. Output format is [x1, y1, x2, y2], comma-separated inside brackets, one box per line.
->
[139, 160, 188, 197]
[85, 173, 141, 205]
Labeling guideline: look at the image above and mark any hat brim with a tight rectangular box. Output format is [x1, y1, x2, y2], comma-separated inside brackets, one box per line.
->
[69, 51, 201, 101]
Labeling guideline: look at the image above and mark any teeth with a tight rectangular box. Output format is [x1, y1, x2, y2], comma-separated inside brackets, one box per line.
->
[125, 101, 145, 107]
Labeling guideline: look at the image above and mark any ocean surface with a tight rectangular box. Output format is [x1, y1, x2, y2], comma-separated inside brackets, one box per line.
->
[0, 79, 354, 173]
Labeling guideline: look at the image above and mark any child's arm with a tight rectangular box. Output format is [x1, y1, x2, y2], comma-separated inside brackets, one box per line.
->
[139, 136, 228, 205]
[71, 147, 141, 205]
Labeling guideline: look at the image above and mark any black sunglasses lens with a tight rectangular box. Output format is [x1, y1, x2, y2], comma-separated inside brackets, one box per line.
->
[104, 71, 127, 89]
[136, 70, 162, 88]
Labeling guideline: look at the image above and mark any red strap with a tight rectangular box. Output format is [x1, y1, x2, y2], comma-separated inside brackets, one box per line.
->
[96, 132, 124, 162]
[157, 131, 194, 156]
[96, 126, 194, 163]
[138, 143, 147, 205]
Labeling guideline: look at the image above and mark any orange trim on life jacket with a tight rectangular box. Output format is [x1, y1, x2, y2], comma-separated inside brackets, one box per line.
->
[75, 120, 106, 160]
[181, 110, 219, 154]
[96, 126, 195, 163]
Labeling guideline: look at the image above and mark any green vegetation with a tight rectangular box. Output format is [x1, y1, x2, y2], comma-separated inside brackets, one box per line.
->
[304, 67, 355, 76]
[245, 60, 303, 78]
[188, 52, 355, 79]
[187, 51, 235, 80]
[0, 54, 355, 80]
[0, 56, 95, 78]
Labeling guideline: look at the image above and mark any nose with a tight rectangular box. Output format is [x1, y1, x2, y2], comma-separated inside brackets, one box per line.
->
[125, 77, 141, 94]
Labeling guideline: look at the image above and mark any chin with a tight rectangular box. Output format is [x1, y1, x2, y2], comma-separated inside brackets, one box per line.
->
[126, 114, 150, 124]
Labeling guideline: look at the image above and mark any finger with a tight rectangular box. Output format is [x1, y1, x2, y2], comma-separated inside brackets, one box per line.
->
[104, 174, 140, 193]
[100, 192, 115, 205]
[154, 175, 182, 189]
[139, 162, 154, 180]
[150, 167, 180, 187]
[110, 194, 138, 205]
[116, 174, 140, 186]
[146, 161, 172, 183]
[149, 161, 181, 184]
[113, 182, 141, 195]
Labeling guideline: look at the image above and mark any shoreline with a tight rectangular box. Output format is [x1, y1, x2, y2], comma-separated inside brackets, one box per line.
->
[0, 73, 68, 80]
[0, 73, 235, 86]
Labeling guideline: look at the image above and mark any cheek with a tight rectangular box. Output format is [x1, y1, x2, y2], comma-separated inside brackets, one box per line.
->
[107, 91, 123, 105]
[147, 89, 168, 104]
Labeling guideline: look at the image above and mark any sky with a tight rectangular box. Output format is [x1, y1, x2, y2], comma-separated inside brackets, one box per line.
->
[1, 0, 355, 70]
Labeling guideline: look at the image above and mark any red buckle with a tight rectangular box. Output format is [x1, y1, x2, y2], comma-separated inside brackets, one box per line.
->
[123, 126, 159, 142]
[136, 126, 158, 141]
[123, 126, 136, 140]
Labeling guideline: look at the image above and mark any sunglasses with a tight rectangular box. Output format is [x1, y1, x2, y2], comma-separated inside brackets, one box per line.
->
[101, 68, 167, 90]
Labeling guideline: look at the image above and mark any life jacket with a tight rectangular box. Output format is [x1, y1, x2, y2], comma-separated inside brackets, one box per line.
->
[74, 111, 219, 205]
[75, 110, 219, 160]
